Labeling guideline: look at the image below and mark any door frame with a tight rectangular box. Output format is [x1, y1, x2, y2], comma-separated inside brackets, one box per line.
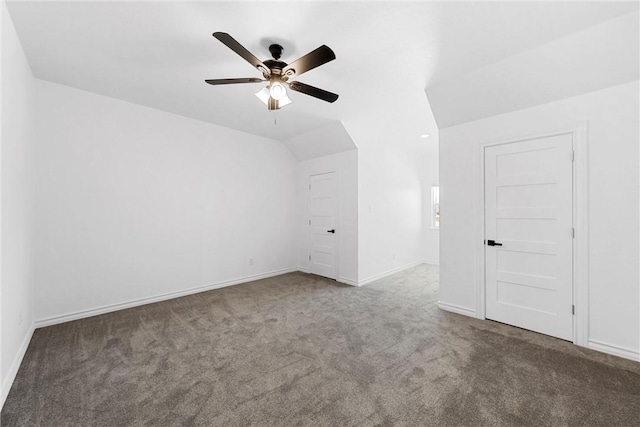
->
[307, 170, 339, 280]
[476, 122, 589, 346]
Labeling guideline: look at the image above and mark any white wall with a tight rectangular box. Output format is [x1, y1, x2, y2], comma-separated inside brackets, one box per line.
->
[439, 81, 640, 360]
[298, 150, 358, 284]
[1, 0, 37, 406]
[356, 142, 426, 283]
[34, 80, 299, 324]
[284, 121, 357, 161]
[342, 88, 439, 284]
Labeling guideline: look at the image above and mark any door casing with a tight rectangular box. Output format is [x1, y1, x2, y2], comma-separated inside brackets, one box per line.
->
[476, 123, 589, 347]
[308, 170, 339, 280]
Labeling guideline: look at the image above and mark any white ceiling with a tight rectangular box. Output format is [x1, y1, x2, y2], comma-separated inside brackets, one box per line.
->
[7, 1, 639, 142]
[427, 10, 640, 128]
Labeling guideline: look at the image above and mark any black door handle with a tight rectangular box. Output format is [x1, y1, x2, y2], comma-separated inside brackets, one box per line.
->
[486, 239, 502, 246]
[327, 229, 335, 234]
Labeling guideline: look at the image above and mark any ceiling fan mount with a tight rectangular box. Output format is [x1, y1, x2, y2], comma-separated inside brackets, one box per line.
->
[268, 43, 284, 60]
[205, 32, 339, 110]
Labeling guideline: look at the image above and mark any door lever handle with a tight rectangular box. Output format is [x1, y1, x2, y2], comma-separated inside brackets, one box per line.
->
[327, 229, 335, 234]
[486, 239, 502, 246]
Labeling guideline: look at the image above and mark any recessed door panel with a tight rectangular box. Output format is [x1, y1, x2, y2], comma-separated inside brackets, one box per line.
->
[497, 218, 557, 243]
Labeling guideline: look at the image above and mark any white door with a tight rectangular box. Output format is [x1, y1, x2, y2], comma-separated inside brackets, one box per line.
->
[309, 172, 337, 279]
[485, 133, 573, 341]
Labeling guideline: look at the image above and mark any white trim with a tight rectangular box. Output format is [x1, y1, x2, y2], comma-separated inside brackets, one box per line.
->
[587, 339, 639, 362]
[573, 122, 589, 347]
[423, 259, 439, 266]
[438, 302, 477, 318]
[358, 260, 425, 286]
[35, 268, 298, 328]
[337, 277, 359, 287]
[477, 124, 590, 336]
[307, 170, 339, 280]
[297, 265, 310, 274]
[477, 139, 487, 320]
[1, 323, 35, 410]
[0, 2, 4, 412]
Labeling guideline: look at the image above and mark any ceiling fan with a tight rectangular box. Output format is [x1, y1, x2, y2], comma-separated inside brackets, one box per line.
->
[205, 32, 338, 110]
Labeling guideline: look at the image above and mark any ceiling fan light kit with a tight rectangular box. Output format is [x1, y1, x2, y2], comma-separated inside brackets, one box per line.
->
[205, 32, 338, 111]
[269, 82, 286, 100]
[255, 86, 292, 110]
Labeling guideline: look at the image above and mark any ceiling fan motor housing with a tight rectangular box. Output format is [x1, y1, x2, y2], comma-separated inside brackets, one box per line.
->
[264, 44, 295, 81]
[263, 59, 288, 79]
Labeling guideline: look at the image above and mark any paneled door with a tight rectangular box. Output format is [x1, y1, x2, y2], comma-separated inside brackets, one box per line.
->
[485, 133, 574, 341]
[309, 172, 337, 279]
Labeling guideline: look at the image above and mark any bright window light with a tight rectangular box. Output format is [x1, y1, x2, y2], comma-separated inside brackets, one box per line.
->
[431, 186, 440, 229]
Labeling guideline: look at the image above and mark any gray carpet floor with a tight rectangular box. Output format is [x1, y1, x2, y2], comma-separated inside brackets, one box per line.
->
[2, 264, 640, 426]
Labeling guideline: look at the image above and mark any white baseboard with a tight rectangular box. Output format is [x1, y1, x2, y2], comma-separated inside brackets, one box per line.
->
[35, 267, 298, 328]
[1, 323, 35, 410]
[295, 267, 357, 286]
[301, 260, 437, 287]
[587, 339, 640, 362]
[438, 301, 477, 318]
[337, 277, 359, 287]
[357, 260, 426, 286]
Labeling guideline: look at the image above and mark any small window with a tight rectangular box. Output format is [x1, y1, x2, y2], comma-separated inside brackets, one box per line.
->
[431, 186, 440, 229]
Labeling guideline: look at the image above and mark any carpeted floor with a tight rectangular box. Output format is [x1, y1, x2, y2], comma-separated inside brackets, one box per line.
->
[2, 264, 640, 426]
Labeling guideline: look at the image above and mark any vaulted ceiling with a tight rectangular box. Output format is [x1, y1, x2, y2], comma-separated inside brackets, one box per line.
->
[7, 1, 638, 142]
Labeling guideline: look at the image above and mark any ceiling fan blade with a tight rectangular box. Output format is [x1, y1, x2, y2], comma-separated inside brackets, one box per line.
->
[288, 81, 339, 103]
[213, 32, 270, 76]
[283, 45, 335, 78]
[205, 78, 265, 85]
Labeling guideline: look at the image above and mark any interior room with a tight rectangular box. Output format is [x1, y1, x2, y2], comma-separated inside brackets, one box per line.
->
[1, 1, 639, 425]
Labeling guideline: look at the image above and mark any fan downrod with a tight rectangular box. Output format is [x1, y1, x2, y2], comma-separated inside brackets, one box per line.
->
[269, 44, 284, 60]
